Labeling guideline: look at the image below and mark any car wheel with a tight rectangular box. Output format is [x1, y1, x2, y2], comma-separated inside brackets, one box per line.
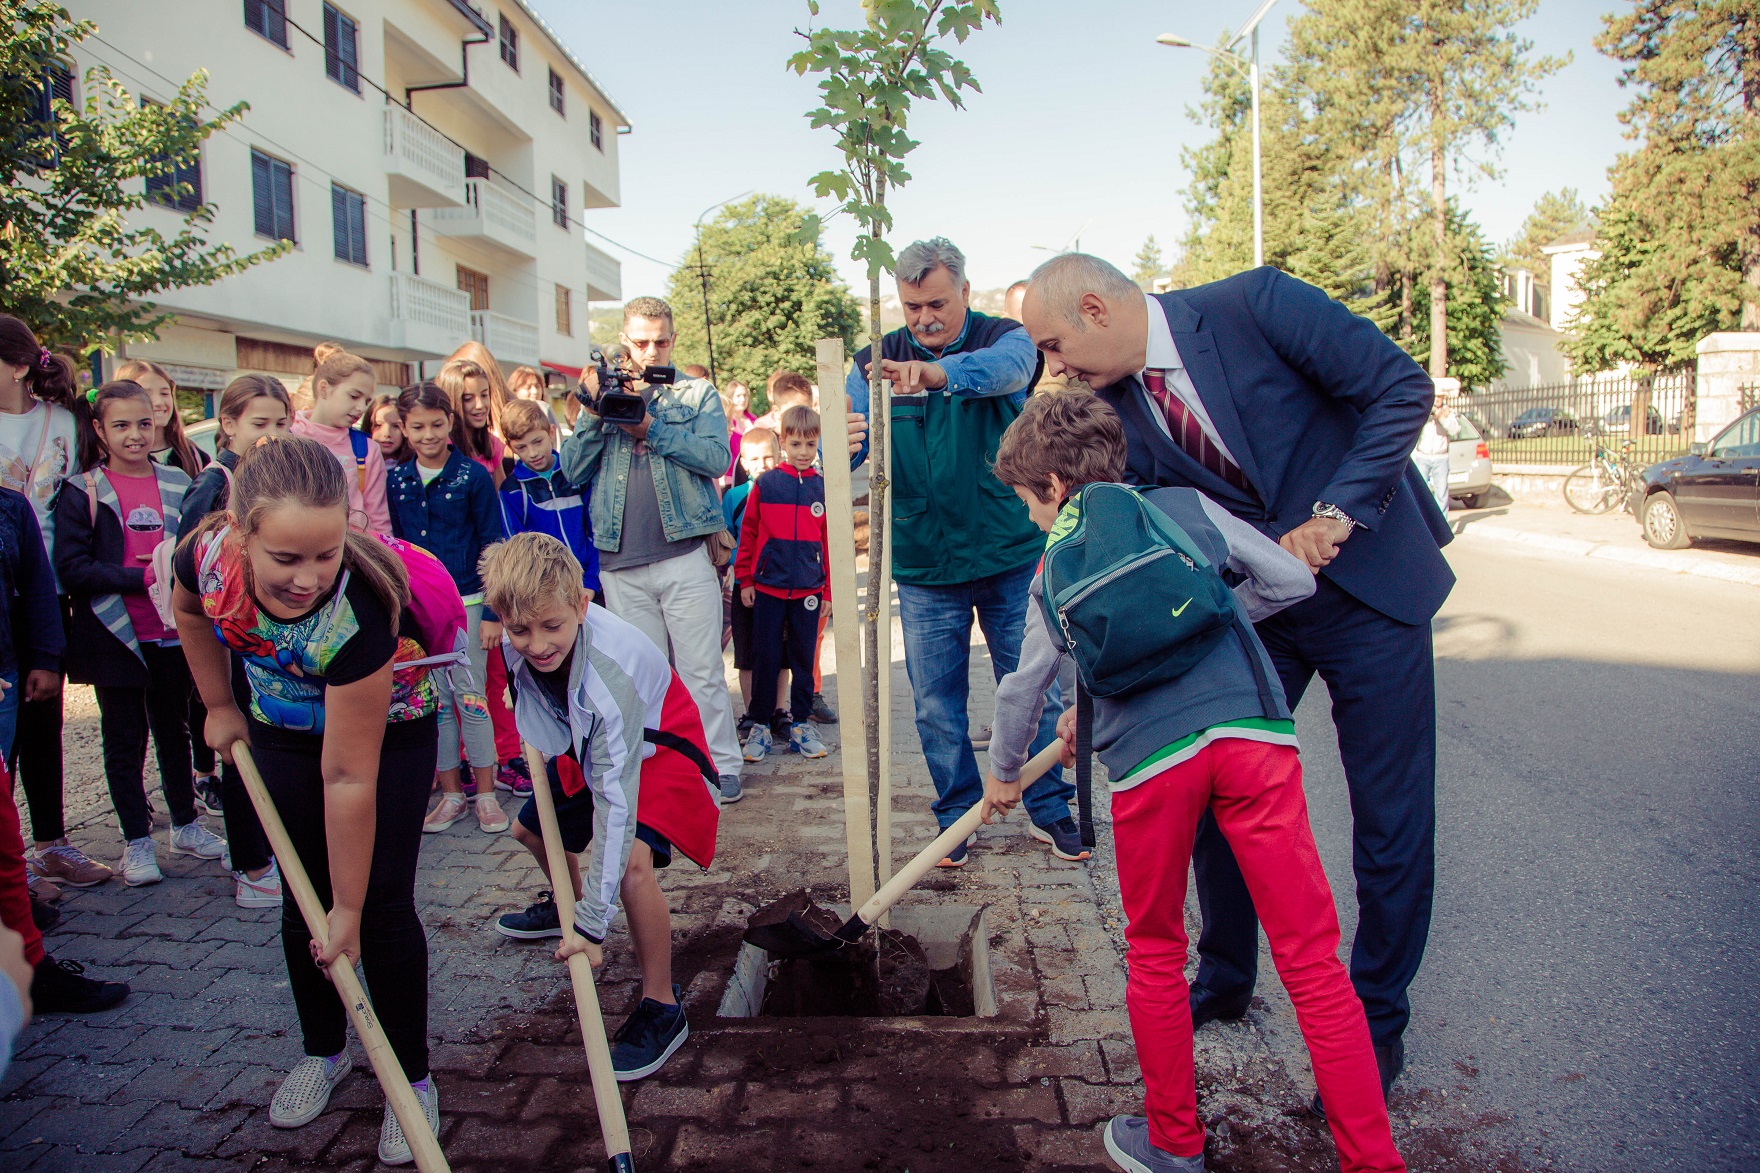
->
[1641, 491, 1692, 550]
[1460, 491, 1489, 509]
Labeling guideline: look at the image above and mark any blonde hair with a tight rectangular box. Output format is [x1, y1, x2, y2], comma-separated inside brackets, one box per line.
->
[779, 404, 820, 440]
[312, 342, 375, 398]
[499, 397, 552, 442]
[181, 437, 409, 632]
[480, 532, 583, 623]
[115, 357, 203, 473]
[435, 358, 499, 464]
[506, 365, 544, 398]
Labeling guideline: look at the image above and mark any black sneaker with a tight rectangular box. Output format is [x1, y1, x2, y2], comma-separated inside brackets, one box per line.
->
[496, 892, 564, 940]
[809, 692, 837, 723]
[29, 895, 60, 933]
[1028, 817, 1092, 862]
[736, 713, 756, 740]
[194, 775, 225, 816]
[770, 710, 792, 750]
[31, 956, 130, 1014]
[611, 983, 688, 1081]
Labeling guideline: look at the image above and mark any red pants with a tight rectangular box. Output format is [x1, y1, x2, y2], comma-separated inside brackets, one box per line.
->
[0, 761, 44, 967]
[1111, 738, 1404, 1172]
[486, 648, 519, 763]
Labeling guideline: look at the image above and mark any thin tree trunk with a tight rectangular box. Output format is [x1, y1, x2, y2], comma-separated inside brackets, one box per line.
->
[860, 188, 887, 899]
[1428, 85, 1448, 378]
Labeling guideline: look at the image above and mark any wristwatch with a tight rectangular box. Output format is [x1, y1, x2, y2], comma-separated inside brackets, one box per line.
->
[1311, 502, 1357, 530]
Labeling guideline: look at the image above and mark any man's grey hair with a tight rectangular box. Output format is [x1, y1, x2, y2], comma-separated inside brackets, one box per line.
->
[895, 237, 966, 287]
[1028, 253, 1140, 328]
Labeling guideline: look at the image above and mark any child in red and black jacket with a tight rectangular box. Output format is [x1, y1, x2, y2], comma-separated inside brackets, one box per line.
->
[735, 405, 830, 763]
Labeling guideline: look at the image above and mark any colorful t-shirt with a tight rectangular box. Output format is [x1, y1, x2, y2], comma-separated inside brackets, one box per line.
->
[108, 469, 169, 643]
[173, 534, 439, 738]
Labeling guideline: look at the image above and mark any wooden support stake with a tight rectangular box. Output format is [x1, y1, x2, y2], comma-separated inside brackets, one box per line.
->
[874, 467, 894, 910]
[816, 338, 877, 909]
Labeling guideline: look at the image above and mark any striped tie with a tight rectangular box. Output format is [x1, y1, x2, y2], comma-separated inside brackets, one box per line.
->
[1141, 368, 1249, 492]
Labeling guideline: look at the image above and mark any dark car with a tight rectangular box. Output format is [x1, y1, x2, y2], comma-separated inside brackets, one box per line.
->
[1506, 406, 1580, 439]
[1601, 403, 1665, 435]
[1629, 407, 1760, 549]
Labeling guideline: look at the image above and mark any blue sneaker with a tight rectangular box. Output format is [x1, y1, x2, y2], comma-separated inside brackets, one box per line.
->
[935, 835, 975, 869]
[789, 721, 827, 759]
[611, 984, 688, 1081]
[719, 773, 743, 804]
[496, 892, 563, 940]
[1103, 1115, 1205, 1172]
[1029, 817, 1092, 862]
[742, 724, 773, 762]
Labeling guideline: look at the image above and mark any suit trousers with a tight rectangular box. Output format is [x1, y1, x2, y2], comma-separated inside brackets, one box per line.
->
[1193, 574, 1436, 1046]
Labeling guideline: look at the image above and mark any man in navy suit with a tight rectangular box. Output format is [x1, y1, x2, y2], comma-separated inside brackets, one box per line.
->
[1021, 253, 1454, 1104]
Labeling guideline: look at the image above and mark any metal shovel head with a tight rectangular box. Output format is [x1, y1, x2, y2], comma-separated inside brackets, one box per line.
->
[743, 891, 866, 959]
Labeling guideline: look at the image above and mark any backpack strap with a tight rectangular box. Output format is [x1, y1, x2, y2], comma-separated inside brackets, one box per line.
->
[1074, 682, 1096, 850]
[84, 470, 97, 528]
[643, 727, 718, 789]
[348, 428, 370, 492]
[1234, 614, 1282, 718]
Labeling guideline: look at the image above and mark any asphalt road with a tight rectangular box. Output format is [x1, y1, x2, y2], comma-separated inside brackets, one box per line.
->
[1291, 538, 1760, 1171]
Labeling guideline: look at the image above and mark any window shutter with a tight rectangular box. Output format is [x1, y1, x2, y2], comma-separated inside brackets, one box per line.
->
[273, 159, 295, 241]
[252, 150, 274, 237]
[332, 185, 348, 260]
[349, 192, 367, 264]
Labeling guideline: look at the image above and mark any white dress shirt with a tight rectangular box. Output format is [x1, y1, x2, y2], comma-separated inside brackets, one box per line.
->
[1136, 292, 1242, 468]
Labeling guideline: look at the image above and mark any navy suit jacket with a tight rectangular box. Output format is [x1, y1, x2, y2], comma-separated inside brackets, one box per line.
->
[1096, 267, 1455, 627]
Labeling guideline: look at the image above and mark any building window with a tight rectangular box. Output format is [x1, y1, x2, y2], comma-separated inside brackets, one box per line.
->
[589, 110, 603, 151]
[322, 4, 360, 93]
[143, 106, 203, 212]
[331, 184, 367, 266]
[464, 152, 490, 180]
[457, 265, 489, 312]
[250, 148, 296, 242]
[548, 68, 565, 116]
[555, 284, 572, 336]
[26, 62, 73, 167]
[550, 176, 568, 229]
[244, 0, 289, 49]
[498, 13, 519, 71]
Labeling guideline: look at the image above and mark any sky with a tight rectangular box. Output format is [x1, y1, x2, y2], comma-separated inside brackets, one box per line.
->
[532, 0, 1632, 300]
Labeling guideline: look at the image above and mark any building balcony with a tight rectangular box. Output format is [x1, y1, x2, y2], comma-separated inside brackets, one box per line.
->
[388, 273, 470, 358]
[421, 179, 537, 260]
[383, 103, 465, 209]
[471, 310, 540, 368]
[584, 240, 621, 302]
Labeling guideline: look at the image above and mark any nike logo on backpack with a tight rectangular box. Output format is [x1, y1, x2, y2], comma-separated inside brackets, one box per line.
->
[1171, 599, 1192, 617]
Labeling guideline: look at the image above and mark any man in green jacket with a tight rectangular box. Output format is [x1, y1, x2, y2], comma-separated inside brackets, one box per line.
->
[845, 239, 1080, 867]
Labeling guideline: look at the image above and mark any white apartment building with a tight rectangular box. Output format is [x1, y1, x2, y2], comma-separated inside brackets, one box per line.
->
[64, 0, 626, 397]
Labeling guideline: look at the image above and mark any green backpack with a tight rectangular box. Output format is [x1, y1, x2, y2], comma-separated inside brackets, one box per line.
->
[1037, 483, 1238, 699]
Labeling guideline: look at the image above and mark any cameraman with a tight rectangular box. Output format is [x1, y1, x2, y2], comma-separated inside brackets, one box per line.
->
[560, 297, 741, 799]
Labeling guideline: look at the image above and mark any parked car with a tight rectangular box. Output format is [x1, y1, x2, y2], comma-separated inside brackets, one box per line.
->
[1505, 406, 1580, 439]
[188, 417, 219, 459]
[1628, 406, 1760, 549]
[1600, 404, 1664, 435]
[1441, 410, 1493, 508]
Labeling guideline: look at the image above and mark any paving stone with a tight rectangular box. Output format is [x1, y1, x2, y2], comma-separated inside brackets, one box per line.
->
[206, 1064, 282, 1110]
[215, 1106, 351, 1161]
[4, 1099, 151, 1148]
[115, 1025, 238, 1065]
[1058, 1078, 1140, 1127]
[27, 1145, 156, 1173]
[193, 918, 282, 947]
[1005, 1041, 1107, 1083]
[117, 914, 206, 943]
[630, 1081, 734, 1119]
[17, 1056, 153, 1104]
[0, 1096, 53, 1148]
[1098, 1038, 1142, 1085]
[734, 1082, 840, 1120]
[667, 1122, 783, 1168]
[1011, 1122, 1111, 1169]
[442, 1116, 563, 1164]
[428, 1042, 507, 1079]
[516, 1075, 603, 1121]
[1045, 1007, 1133, 1045]
[122, 1061, 243, 1110]
[966, 1084, 1063, 1124]
[125, 1104, 251, 1155]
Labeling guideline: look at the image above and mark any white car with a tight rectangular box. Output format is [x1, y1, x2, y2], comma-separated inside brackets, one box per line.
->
[1443, 411, 1493, 508]
[187, 417, 220, 459]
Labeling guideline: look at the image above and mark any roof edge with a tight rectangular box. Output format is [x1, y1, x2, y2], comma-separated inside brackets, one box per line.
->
[504, 0, 631, 129]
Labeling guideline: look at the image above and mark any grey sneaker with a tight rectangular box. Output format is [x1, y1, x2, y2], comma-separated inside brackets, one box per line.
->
[270, 1052, 352, 1128]
[742, 723, 772, 762]
[169, 819, 227, 860]
[718, 773, 743, 804]
[1103, 1115, 1204, 1172]
[789, 721, 827, 759]
[119, 837, 162, 886]
[378, 1077, 440, 1166]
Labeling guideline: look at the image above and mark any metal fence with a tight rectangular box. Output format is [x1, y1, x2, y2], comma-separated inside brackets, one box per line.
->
[1741, 382, 1759, 415]
[1466, 371, 1694, 467]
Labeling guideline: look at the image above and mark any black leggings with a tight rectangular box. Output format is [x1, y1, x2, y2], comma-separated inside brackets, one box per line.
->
[94, 643, 196, 843]
[254, 715, 437, 1080]
[11, 689, 64, 843]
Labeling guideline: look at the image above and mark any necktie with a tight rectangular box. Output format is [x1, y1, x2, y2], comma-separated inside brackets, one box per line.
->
[1141, 368, 1248, 492]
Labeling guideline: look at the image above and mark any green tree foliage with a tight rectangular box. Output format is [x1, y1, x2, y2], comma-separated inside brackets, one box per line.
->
[1564, 0, 1759, 373]
[1131, 235, 1167, 288]
[664, 194, 861, 401]
[1, 2, 287, 352]
[1410, 203, 1508, 387]
[1501, 187, 1591, 288]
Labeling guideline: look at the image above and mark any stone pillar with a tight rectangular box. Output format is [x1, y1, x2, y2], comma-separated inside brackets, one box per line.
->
[1693, 332, 1760, 443]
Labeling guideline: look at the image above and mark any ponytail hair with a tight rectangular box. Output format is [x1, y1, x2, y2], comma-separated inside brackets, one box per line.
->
[313, 342, 374, 395]
[435, 359, 497, 464]
[0, 314, 77, 409]
[115, 358, 204, 474]
[74, 380, 154, 472]
[180, 436, 408, 632]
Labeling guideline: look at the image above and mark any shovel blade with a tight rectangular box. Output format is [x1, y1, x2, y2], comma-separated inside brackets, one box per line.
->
[743, 910, 843, 959]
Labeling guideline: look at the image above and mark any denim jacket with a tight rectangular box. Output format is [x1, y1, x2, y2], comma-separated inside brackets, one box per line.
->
[560, 375, 730, 551]
[386, 448, 506, 614]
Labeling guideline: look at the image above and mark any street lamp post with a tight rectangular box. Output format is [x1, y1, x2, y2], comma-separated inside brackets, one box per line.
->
[1158, 0, 1278, 269]
[693, 190, 753, 385]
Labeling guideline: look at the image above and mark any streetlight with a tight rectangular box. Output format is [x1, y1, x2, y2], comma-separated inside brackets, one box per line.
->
[693, 190, 753, 384]
[1158, 0, 1278, 269]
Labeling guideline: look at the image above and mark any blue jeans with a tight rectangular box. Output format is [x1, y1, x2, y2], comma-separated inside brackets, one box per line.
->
[895, 560, 1075, 830]
[0, 670, 15, 762]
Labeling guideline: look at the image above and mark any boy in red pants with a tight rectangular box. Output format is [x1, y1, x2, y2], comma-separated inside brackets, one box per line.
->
[984, 392, 1404, 1173]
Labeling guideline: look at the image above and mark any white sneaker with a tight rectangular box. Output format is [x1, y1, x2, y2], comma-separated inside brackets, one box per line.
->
[120, 837, 162, 886]
[378, 1077, 440, 1166]
[235, 859, 283, 908]
[270, 1052, 352, 1128]
[169, 819, 227, 860]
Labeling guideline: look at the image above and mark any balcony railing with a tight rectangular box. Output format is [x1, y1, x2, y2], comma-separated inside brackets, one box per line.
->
[423, 178, 537, 259]
[388, 273, 470, 358]
[383, 103, 464, 209]
[471, 310, 540, 368]
[583, 239, 621, 302]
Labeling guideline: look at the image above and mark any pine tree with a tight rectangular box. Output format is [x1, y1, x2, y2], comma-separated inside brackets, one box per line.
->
[1131, 236, 1166, 289]
[1409, 202, 1508, 388]
[1564, 0, 1759, 373]
[1501, 188, 1592, 289]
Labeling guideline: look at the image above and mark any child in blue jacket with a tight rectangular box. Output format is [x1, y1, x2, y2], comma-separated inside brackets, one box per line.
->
[496, 399, 600, 600]
[387, 381, 508, 835]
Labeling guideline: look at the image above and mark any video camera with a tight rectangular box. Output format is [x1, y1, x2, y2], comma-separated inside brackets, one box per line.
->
[580, 346, 675, 425]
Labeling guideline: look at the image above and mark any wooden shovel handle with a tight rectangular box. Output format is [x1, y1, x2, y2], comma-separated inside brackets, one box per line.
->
[853, 739, 1069, 928]
[522, 743, 634, 1166]
[231, 742, 451, 1173]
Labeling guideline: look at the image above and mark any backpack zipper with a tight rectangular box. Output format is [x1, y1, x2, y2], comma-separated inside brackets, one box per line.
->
[1053, 546, 1179, 653]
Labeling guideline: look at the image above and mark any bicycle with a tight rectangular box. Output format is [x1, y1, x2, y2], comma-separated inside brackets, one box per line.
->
[1562, 430, 1644, 515]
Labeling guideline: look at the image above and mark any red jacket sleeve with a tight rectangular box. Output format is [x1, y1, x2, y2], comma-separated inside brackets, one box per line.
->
[733, 479, 764, 586]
